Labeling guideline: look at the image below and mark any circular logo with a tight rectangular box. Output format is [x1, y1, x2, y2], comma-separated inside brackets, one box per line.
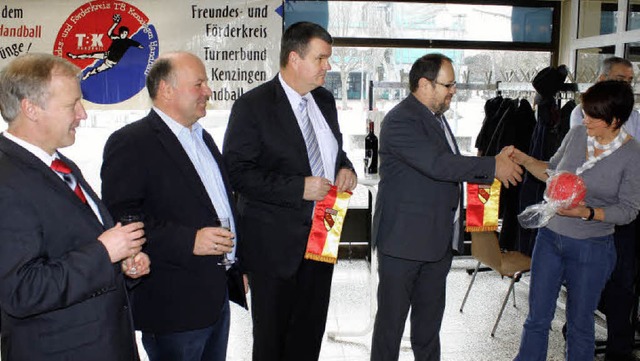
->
[53, 0, 159, 104]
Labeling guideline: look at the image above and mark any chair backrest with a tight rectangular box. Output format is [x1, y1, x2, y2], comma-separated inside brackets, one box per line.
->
[470, 231, 503, 271]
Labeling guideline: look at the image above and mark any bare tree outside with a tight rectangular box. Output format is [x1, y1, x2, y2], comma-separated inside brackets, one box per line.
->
[328, 2, 390, 110]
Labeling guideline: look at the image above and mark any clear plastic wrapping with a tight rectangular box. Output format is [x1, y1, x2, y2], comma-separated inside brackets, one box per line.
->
[518, 171, 587, 229]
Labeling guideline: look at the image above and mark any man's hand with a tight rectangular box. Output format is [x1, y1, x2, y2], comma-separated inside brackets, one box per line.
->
[303, 176, 331, 201]
[495, 146, 523, 188]
[335, 168, 357, 193]
[123, 252, 151, 278]
[193, 227, 234, 256]
[98, 222, 146, 263]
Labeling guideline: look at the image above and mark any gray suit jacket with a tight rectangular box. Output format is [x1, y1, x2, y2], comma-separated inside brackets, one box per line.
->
[373, 94, 495, 262]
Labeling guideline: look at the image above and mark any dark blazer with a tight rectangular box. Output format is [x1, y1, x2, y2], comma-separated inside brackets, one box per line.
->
[223, 76, 353, 279]
[373, 94, 495, 261]
[0, 135, 137, 361]
[101, 110, 238, 333]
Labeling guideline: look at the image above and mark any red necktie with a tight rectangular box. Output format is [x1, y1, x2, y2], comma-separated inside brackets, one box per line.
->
[50, 159, 87, 204]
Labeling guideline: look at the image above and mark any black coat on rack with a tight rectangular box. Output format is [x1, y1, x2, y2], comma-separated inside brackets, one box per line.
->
[475, 95, 504, 155]
[516, 65, 576, 255]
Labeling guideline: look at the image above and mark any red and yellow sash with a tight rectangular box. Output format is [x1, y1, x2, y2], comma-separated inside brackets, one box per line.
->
[465, 179, 501, 232]
[304, 186, 352, 264]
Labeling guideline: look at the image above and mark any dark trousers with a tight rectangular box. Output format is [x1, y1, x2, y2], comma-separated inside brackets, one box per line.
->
[601, 220, 638, 357]
[141, 294, 230, 361]
[248, 259, 334, 361]
[371, 251, 453, 361]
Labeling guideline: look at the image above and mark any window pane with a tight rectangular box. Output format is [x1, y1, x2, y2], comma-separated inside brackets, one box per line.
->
[624, 43, 640, 91]
[575, 46, 615, 82]
[284, 2, 553, 43]
[627, 1, 640, 30]
[625, 42, 640, 63]
[578, 0, 618, 37]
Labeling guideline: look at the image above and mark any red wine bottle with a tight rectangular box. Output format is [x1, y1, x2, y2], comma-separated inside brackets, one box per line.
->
[365, 119, 378, 174]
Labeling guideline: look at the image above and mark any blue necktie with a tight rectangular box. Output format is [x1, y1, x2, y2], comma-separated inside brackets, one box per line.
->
[299, 97, 324, 177]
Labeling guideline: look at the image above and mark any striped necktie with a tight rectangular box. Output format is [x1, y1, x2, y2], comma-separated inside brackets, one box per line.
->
[299, 97, 324, 177]
[50, 159, 87, 203]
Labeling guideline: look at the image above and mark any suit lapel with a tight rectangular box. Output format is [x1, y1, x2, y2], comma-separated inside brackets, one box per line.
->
[59, 153, 113, 229]
[0, 135, 106, 229]
[147, 112, 217, 215]
[409, 95, 456, 154]
[272, 78, 309, 163]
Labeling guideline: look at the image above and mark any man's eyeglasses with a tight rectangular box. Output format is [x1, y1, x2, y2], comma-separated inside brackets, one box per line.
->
[434, 81, 457, 90]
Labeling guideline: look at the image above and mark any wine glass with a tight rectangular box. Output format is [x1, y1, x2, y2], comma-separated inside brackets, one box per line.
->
[119, 214, 143, 275]
[364, 149, 372, 175]
[216, 217, 235, 266]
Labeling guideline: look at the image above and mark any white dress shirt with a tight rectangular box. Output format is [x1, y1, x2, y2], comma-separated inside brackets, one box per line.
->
[154, 107, 237, 260]
[279, 73, 339, 183]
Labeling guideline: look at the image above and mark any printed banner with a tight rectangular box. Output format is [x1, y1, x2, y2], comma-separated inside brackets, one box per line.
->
[305, 186, 352, 264]
[465, 179, 501, 232]
[0, 0, 282, 109]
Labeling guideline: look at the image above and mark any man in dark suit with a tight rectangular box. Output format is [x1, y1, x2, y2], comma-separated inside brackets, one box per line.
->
[0, 53, 149, 360]
[371, 53, 523, 361]
[223, 22, 357, 361]
[101, 51, 243, 361]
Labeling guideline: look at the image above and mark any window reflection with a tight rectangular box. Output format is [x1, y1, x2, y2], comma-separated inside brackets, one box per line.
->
[625, 42, 640, 63]
[627, 1, 640, 30]
[578, 0, 618, 38]
[285, 1, 553, 43]
[575, 46, 615, 82]
[327, 47, 549, 159]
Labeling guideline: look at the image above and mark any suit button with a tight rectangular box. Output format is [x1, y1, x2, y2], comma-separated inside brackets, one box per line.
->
[123, 305, 129, 310]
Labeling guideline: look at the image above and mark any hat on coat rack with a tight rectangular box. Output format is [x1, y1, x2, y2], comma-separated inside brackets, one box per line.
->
[532, 65, 569, 98]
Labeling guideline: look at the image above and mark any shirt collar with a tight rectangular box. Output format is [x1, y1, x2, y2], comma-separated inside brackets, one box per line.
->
[278, 73, 309, 109]
[153, 106, 202, 138]
[3, 131, 57, 166]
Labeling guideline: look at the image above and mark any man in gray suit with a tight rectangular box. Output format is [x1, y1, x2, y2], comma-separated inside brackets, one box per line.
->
[371, 53, 523, 361]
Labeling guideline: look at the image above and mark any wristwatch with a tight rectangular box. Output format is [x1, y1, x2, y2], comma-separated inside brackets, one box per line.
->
[581, 206, 595, 221]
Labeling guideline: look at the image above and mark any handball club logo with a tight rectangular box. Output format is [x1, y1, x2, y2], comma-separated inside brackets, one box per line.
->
[53, 0, 159, 104]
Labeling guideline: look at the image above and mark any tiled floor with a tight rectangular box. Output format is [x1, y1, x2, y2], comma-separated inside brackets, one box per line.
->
[135, 257, 635, 360]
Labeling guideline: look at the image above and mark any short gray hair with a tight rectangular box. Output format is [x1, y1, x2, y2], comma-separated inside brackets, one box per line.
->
[600, 56, 633, 77]
[0, 53, 81, 123]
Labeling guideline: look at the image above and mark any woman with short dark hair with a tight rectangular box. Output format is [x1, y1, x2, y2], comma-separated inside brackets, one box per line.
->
[511, 80, 640, 361]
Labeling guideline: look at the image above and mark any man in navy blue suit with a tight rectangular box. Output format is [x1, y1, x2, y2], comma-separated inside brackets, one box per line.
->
[224, 22, 356, 361]
[0, 53, 148, 361]
[102, 51, 243, 361]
